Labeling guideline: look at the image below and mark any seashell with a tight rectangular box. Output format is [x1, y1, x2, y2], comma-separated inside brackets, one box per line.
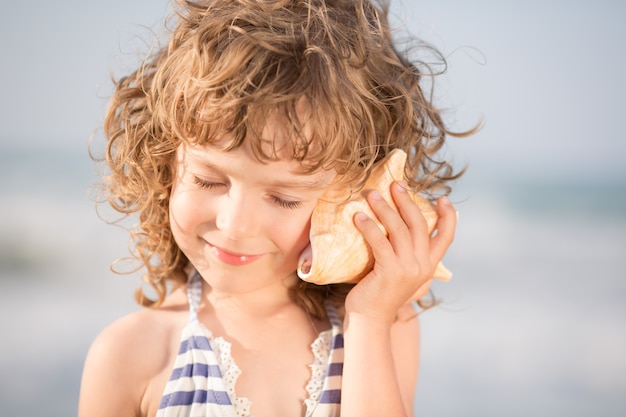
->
[297, 148, 452, 285]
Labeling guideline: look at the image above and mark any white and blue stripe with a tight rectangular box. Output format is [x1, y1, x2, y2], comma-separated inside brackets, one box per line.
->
[157, 271, 343, 417]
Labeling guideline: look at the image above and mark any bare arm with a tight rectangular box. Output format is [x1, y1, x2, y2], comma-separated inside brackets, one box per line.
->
[391, 307, 422, 413]
[340, 304, 421, 416]
[340, 183, 455, 416]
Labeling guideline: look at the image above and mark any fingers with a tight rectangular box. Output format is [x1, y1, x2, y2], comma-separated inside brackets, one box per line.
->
[392, 183, 457, 268]
[356, 181, 456, 276]
[355, 188, 414, 263]
[348, 182, 457, 320]
[353, 209, 398, 273]
[429, 196, 457, 265]
[390, 182, 430, 259]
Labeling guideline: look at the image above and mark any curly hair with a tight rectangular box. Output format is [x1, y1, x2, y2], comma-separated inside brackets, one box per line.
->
[97, 0, 474, 319]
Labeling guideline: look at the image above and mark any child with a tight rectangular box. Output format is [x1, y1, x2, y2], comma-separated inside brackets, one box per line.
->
[79, 0, 468, 416]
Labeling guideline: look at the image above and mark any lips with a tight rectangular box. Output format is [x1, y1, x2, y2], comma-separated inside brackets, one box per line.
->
[207, 242, 263, 266]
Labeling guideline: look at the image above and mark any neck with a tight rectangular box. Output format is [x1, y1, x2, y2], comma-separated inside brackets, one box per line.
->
[202, 272, 299, 318]
[198, 273, 322, 347]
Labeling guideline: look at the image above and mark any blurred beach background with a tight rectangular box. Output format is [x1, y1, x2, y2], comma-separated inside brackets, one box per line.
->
[1, 1, 624, 416]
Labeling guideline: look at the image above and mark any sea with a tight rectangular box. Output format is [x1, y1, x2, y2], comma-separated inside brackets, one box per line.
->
[1, 146, 625, 416]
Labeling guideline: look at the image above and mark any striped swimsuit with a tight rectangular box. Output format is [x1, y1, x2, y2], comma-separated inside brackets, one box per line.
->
[157, 271, 344, 417]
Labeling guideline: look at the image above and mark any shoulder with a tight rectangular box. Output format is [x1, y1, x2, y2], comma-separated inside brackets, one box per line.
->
[86, 301, 185, 372]
[78, 287, 189, 417]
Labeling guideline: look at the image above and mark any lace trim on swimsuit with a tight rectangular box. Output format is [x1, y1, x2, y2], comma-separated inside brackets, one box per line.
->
[304, 329, 333, 414]
[210, 329, 333, 417]
[211, 336, 252, 417]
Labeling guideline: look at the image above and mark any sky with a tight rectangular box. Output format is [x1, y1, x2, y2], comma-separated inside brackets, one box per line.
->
[2, 0, 625, 185]
[396, 0, 626, 184]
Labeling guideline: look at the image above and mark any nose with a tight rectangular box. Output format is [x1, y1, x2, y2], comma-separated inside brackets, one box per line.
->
[215, 188, 259, 240]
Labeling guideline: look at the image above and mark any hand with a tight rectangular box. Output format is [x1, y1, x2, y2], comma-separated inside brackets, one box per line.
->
[344, 181, 457, 324]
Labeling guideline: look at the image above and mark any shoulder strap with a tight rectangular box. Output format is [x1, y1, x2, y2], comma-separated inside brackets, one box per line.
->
[316, 301, 343, 408]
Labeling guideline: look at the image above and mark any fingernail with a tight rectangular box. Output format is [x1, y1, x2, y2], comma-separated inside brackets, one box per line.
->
[440, 196, 451, 206]
[369, 190, 382, 200]
[394, 182, 407, 193]
[355, 212, 368, 222]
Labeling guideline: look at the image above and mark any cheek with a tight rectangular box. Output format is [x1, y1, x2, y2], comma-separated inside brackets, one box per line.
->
[272, 212, 312, 254]
[169, 188, 206, 246]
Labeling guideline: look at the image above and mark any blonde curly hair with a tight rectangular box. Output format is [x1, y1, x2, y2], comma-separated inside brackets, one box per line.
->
[97, 0, 473, 319]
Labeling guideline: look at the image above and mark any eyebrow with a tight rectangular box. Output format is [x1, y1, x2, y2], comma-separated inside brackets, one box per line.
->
[267, 176, 327, 189]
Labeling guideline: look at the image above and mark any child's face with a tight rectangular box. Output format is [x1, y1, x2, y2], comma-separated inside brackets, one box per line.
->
[169, 138, 336, 294]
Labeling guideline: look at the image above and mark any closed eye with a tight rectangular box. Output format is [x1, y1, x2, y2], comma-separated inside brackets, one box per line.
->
[194, 176, 301, 209]
[193, 176, 225, 190]
[270, 195, 302, 210]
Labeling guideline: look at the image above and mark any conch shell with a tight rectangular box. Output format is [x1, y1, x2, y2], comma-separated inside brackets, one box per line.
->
[297, 148, 452, 285]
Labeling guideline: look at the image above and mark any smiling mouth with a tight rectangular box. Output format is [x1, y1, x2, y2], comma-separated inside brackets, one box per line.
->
[207, 243, 263, 266]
